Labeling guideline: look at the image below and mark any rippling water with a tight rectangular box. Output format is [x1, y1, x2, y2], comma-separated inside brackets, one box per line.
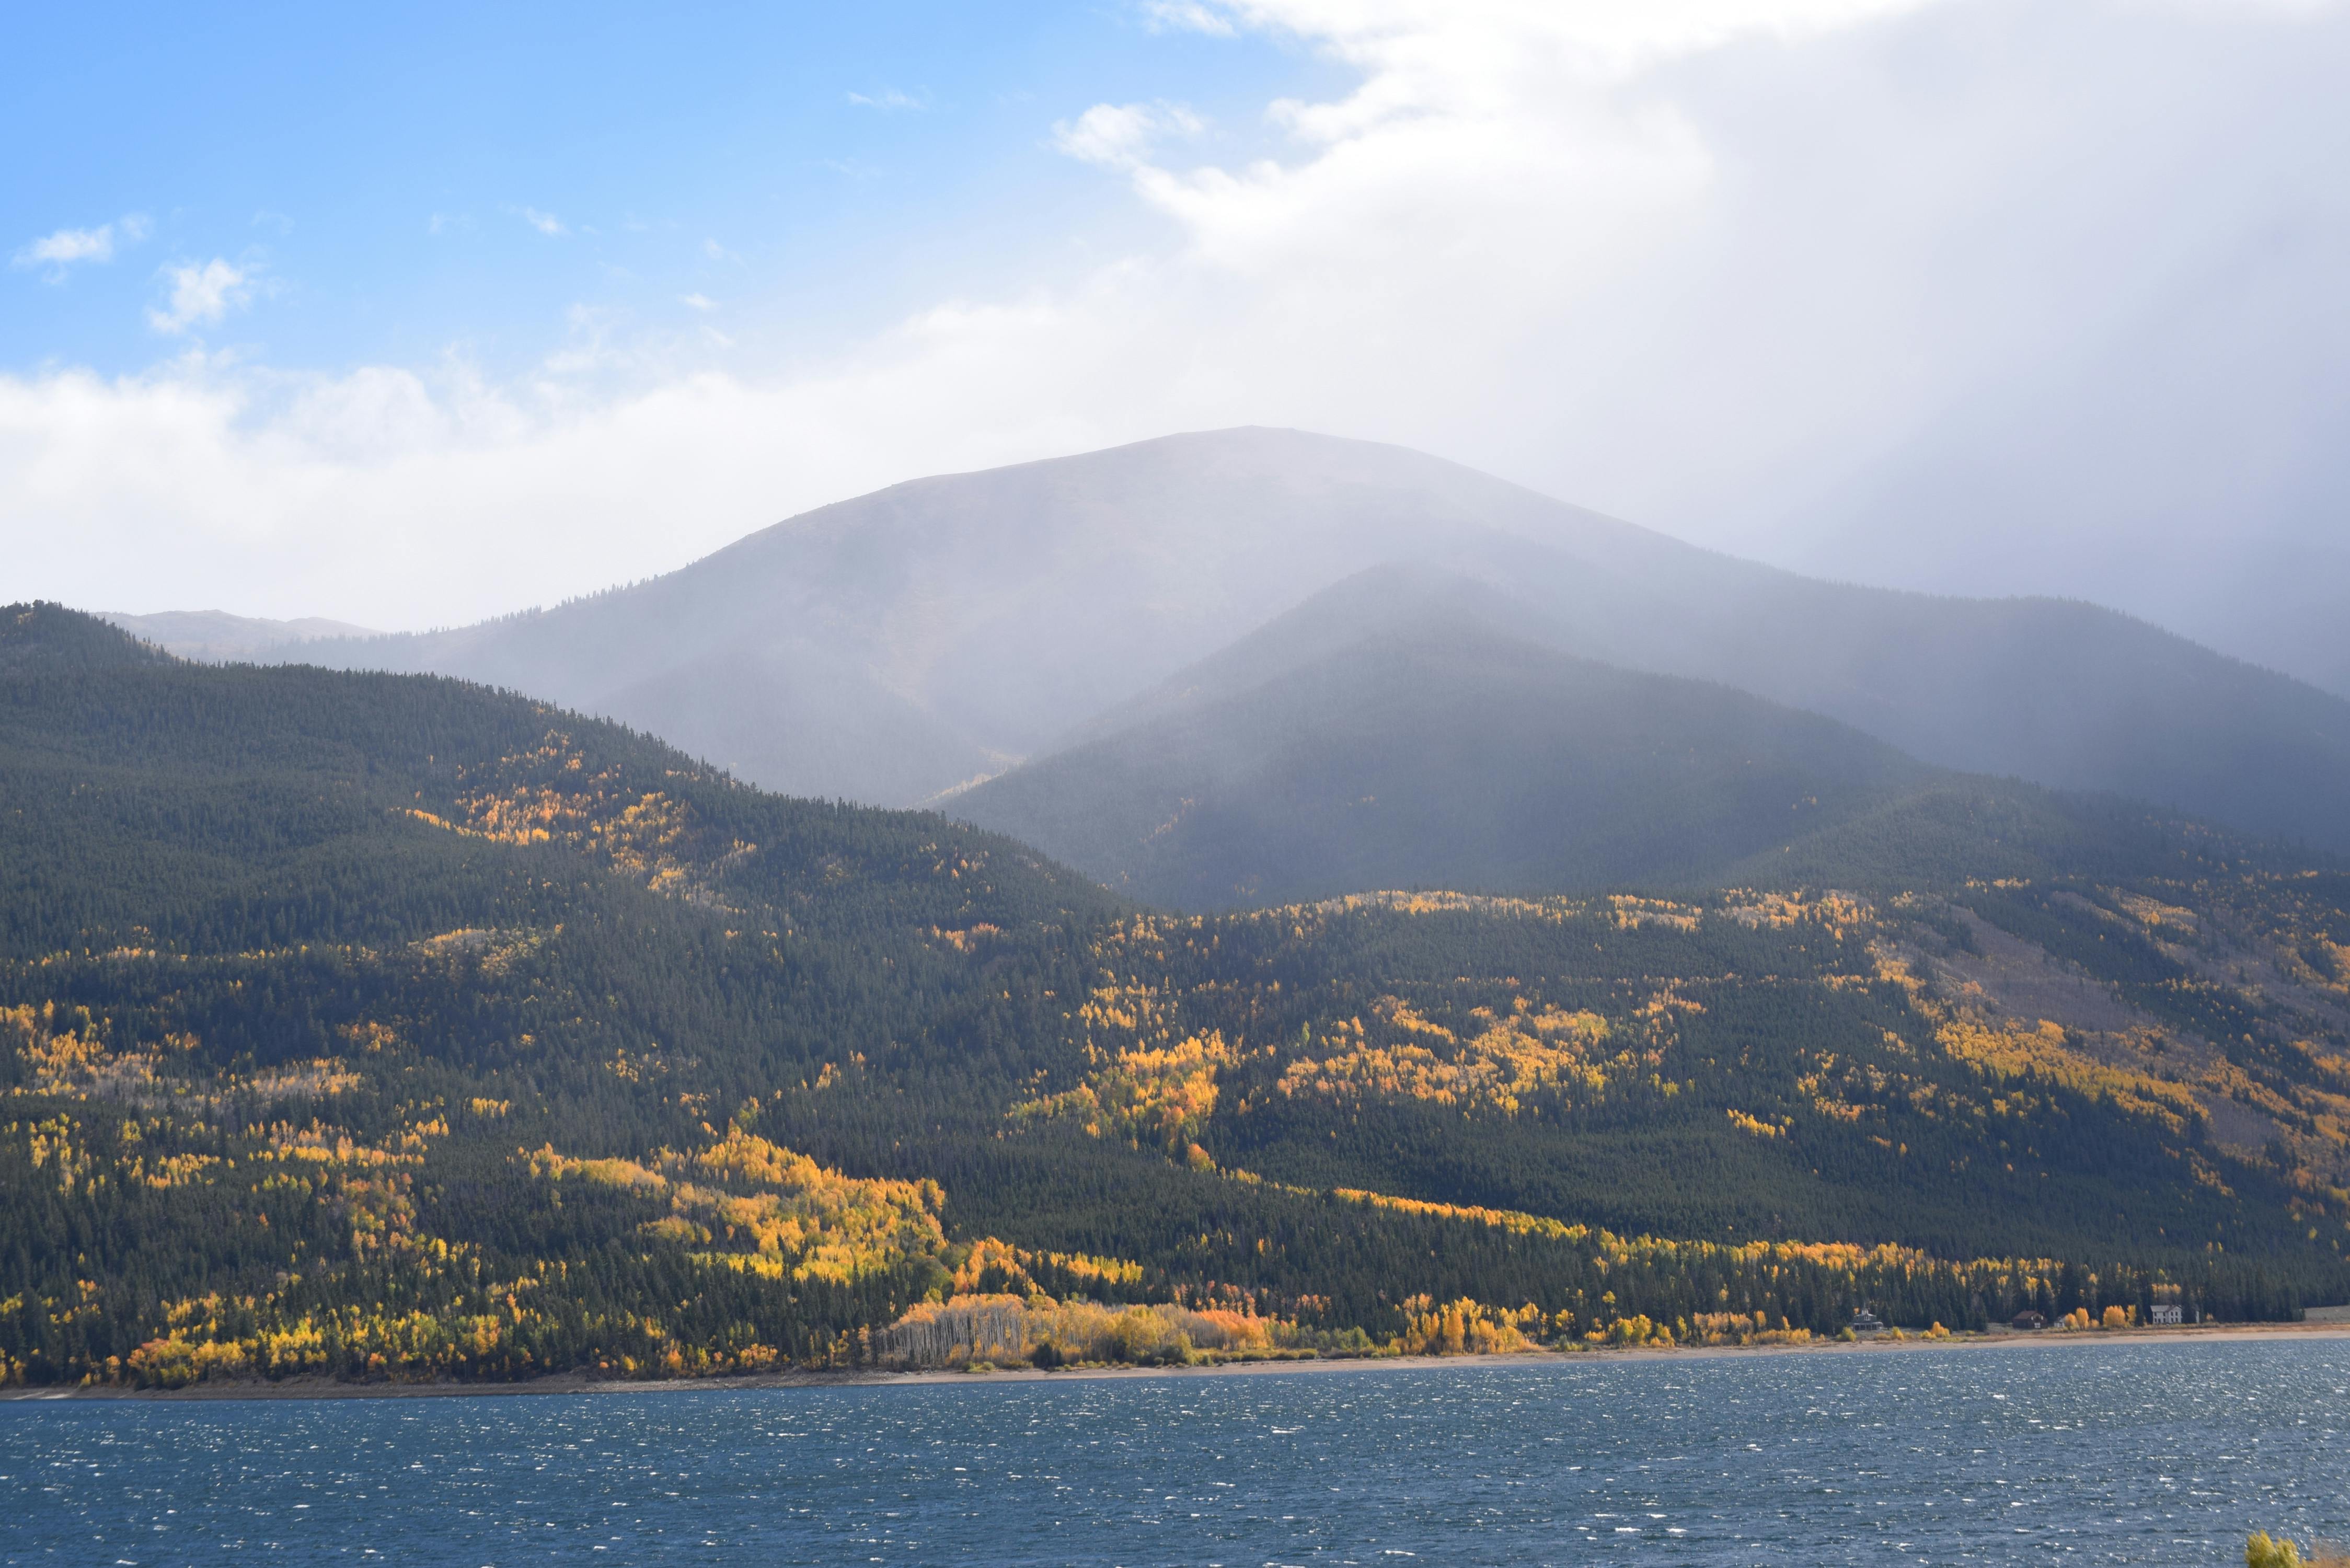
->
[4, 1336, 2344, 1564]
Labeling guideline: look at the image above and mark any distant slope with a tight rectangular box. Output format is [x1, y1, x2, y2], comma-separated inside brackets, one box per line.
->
[281, 429, 1577, 801]
[1497, 546, 2350, 857]
[950, 579, 2228, 909]
[274, 428, 2350, 848]
[100, 608, 378, 662]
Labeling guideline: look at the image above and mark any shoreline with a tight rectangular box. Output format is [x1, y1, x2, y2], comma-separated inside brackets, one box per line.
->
[6, 1318, 2345, 1405]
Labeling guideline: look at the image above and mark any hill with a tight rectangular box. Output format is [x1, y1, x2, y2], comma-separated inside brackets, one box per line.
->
[257, 429, 2350, 851]
[3, 605, 2344, 1388]
[949, 613, 1935, 909]
[2, 601, 173, 673]
[951, 569, 2221, 909]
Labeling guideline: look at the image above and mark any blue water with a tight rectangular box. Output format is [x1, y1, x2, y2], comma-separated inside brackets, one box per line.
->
[4, 1337, 2344, 1565]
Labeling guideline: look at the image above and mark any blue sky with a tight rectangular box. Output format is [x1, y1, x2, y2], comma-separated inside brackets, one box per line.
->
[4, 1, 2347, 698]
[5, 2, 1326, 377]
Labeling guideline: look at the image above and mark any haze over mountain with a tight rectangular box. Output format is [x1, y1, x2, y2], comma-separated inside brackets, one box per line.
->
[98, 609, 378, 664]
[274, 429, 1580, 803]
[946, 568, 2253, 910]
[234, 429, 2350, 856]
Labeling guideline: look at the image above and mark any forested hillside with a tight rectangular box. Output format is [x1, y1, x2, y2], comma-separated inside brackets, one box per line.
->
[3, 604, 2344, 1389]
[947, 592, 2227, 910]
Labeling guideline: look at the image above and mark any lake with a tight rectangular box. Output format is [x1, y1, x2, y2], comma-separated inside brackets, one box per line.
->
[4, 1335, 2344, 1564]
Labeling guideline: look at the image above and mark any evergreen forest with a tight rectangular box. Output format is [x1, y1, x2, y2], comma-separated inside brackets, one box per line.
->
[3, 603, 2344, 1387]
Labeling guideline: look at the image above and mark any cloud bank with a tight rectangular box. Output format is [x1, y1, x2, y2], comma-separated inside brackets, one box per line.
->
[2, 0, 2344, 694]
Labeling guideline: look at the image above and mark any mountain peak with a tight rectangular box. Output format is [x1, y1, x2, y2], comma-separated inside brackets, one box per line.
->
[215, 431, 2350, 851]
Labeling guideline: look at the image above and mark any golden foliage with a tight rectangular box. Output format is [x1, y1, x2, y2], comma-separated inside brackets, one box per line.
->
[1936, 1018, 2204, 1135]
[879, 1294, 1274, 1369]
[339, 1021, 401, 1053]
[411, 928, 545, 976]
[1609, 896, 1701, 931]
[1396, 1295, 1540, 1355]
[1586, 1313, 1679, 1348]
[1327, 1181, 2087, 1350]
[947, 1237, 1142, 1295]
[1718, 890, 1870, 934]
[1689, 1312, 1814, 1346]
[2248, 1534, 2303, 1568]
[2247, 1532, 2350, 1568]
[2, 1002, 192, 1103]
[1297, 890, 1585, 924]
[1277, 995, 1627, 1115]
[125, 1150, 223, 1190]
[405, 731, 754, 901]
[1011, 1024, 1232, 1148]
[1331, 1186, 1586, 1242]
[2111, 890, 2198, 936]
[530, 1125, 947, 1285]
[13, 1114, 96, 1193]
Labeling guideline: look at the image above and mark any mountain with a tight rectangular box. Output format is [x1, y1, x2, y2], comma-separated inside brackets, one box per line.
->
[274, 429, 1595, 803]
[947, 569, 2235, 910]
[261, 428, 2350, 850]
[3, 604, 2345, 1390]
[0, 601, 1124, 1383]
[99, 608, 379, 662]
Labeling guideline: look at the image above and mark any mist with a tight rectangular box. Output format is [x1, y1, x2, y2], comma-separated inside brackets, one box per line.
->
[2, 0, 2343, 693]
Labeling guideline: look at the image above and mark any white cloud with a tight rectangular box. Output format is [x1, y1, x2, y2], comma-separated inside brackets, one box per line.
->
[1139, 1, 1237, 34]
[13, 214, 150, 278]
[146, 259, 255, 335]
[3, 0, 2348, 692]
[16, 227, 114, 268]
[0, 331, 1118, 626]
[1198, 0, 1935, 74]
[1050, 101, 1206, 170]
[681, 293, 719, 312]
[1022, 0, 2350, 685]
[847, 87, 927, 111]
[513, 206, 568, 237]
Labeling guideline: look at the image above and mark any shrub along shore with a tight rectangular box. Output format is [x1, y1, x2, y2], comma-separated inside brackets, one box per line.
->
[11, 1290, 2342, 1399]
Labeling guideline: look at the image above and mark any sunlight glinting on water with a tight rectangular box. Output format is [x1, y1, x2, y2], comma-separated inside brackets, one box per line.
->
[5, 1338, 2343, 1565]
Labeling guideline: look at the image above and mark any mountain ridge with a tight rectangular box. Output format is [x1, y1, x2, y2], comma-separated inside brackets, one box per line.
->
[99, 608, 380, 662]
[122, 426, 2350, 851]
[949, 574, 2294, 909]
